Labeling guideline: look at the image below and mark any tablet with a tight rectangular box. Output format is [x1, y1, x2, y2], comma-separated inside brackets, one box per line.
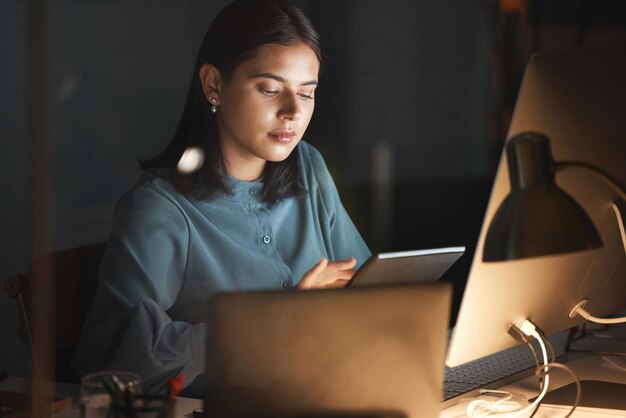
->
[347, 246, 465, 287]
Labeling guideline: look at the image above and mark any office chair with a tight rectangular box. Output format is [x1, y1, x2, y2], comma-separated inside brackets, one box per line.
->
[4, 242, 106, 383]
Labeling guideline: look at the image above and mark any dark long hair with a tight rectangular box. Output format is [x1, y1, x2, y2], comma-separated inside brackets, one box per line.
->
[140, 0, 322, 204]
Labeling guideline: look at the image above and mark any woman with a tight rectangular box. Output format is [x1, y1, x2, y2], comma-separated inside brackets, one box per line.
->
[72, 0, 370, 397]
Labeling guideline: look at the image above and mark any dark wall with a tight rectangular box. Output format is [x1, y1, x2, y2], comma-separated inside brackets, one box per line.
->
[297, 0, 497, 323]
[1, 0, 228, 378]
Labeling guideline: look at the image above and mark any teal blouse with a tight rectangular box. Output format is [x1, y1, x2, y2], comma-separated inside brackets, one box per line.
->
[71, 142, 371, 396]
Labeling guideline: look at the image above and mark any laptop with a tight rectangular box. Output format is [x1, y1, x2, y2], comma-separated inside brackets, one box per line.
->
[347, 246, 465, 287]
[204, 283, 451, 418]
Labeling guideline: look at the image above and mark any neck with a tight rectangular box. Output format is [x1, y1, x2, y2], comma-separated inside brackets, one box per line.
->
[224, 160, 265, 181]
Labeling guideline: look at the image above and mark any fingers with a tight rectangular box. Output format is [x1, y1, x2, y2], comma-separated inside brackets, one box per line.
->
[324, 267, 355, 281]
[324, 258, 357, 282]
[298, 257, 358, 289]
[329, 257, 357, 270]
[298, 258, 328, 289]
[323, 279, 350, 289]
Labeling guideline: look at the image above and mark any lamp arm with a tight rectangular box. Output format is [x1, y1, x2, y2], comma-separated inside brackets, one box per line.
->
[553, 161, 626, 200]
[568, 206, 626, 322]
[554, 161, 626, 253]
[613, 200, 626, 254]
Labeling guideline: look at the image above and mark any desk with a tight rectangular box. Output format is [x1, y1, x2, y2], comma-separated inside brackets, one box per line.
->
[4, 356, 623, 418]
[0, 377, 202, 418]
[441, 354, 626, 417]
[441, 326, 626, 418]
[2, 331, 624, 418]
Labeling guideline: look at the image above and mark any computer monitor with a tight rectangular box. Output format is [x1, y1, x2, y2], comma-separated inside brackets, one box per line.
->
[446, 40, 626, 367]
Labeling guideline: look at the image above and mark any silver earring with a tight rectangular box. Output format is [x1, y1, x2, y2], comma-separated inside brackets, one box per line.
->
[208, 97, 217, 114]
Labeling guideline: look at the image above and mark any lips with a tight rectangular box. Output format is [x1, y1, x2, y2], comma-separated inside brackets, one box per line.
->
[269, 130, 297, 143]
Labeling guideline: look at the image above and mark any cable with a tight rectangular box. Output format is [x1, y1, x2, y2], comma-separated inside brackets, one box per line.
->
[535, 362, 581, 418]
[543, 334, 556, 364]
[466, 320, 550, 418]
[466, 392, 525, 417]
[499, 325, 543, 418]
[578, 307, 626, 324]
[527, 332, 552, 418]
[468, 325, 583, 418]
[508, 325, 541, 374]
[514, 322, 550, 416]
[508, 324, 543, 389]
[570, 299, 626, 324]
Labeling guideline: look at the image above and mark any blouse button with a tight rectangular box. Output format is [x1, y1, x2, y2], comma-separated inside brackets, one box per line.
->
[249, 187, 257, 194]
[282, 280, 293, 289]
[262, 235, 271, 244]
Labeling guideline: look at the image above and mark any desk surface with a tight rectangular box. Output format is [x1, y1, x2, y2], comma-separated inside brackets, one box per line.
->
[442, 325, 626, 418]
[2, 330, 625, 418]
[0, 376, 203, 418]
[441, 353, 626, 417]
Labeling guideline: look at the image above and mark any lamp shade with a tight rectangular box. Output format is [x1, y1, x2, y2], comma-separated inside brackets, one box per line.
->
[483, 132, 602, 262]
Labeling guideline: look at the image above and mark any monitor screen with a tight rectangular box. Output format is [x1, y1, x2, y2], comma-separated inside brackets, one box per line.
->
[446, 40, 626, 367]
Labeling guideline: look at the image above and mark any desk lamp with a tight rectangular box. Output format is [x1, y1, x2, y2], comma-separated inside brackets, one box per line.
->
[483, 131, 626, 324]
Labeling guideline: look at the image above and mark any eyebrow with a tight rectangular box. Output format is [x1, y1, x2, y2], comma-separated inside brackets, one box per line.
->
[250, 73, 318, 86]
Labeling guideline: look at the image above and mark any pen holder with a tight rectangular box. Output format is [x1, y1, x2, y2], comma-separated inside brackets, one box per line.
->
[80, 371, 142, 418]
[110, 395, 175, 418]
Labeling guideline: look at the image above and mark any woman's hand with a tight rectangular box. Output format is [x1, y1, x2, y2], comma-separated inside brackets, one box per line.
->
[297, 257, 357, 289]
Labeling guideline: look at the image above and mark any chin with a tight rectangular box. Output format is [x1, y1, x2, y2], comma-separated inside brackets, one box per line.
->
[266, 154, 292, 163]
[264, 144, 298, 162]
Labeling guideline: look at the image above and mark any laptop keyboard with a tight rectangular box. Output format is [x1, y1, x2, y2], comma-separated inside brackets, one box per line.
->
[442, 333, 567, 403]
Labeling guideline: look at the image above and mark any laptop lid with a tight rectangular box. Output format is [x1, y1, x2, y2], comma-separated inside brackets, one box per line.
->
[204, 283, 451, 418]
[347, 246, 465, 288]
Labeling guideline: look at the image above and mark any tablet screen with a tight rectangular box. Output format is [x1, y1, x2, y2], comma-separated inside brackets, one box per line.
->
[347, 247, 465, 287]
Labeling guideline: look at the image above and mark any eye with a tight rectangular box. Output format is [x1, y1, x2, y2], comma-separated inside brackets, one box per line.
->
[258, 86, 279, 96]
[298, 92, 315, 100]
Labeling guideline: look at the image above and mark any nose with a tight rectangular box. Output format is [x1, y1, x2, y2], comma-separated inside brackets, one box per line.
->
[278, 92, 303, 121]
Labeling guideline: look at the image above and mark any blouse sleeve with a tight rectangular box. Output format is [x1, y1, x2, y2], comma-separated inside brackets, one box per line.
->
[305, 144, 372, 266]
[71, 182, 206, 395]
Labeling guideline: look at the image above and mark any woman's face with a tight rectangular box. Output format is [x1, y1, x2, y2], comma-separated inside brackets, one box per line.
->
[213, 42, 319, 181]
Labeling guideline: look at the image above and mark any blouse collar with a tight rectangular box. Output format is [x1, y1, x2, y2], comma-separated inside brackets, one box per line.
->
[223, 176, 265, 203]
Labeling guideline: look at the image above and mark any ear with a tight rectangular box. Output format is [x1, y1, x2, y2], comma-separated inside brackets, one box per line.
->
[199, 63, 222, 104]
